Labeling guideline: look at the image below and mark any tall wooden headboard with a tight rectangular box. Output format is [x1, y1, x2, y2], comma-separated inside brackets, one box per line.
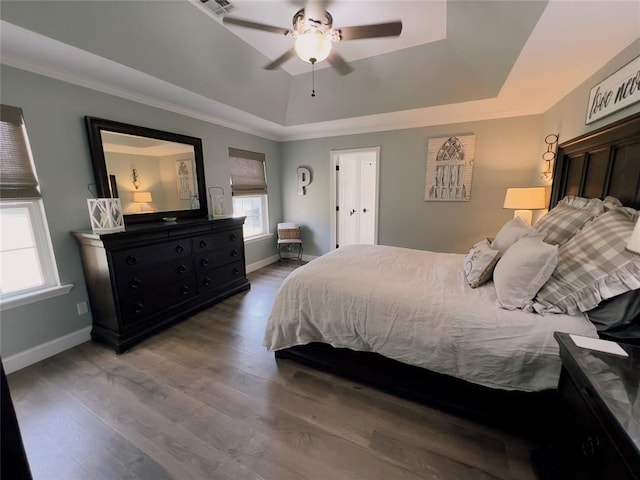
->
[550, 111, 640, 209]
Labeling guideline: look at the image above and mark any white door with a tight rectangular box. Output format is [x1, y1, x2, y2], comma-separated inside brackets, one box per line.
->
[331, 147, 380, 249]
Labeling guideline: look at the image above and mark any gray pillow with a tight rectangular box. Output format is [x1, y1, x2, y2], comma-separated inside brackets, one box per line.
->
[587, 289, 640, 340]
[493, 234, 558, 310]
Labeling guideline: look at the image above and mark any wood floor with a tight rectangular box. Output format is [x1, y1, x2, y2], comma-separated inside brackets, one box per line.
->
[7, 262, 538, 480]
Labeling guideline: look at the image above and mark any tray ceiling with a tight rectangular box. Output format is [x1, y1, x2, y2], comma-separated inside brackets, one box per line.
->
[1, 0, 639, 141]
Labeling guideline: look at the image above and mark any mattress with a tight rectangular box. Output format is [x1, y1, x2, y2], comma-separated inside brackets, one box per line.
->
[264, 244, 598, 392]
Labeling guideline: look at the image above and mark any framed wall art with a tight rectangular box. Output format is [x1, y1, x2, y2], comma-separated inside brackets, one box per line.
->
[585, 55, 640, 125]
[425, 134, 476, 201]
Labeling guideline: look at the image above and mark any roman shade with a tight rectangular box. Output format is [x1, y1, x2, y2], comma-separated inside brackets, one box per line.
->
[229, 147, 267, 196]
[0, 105, 40, 199]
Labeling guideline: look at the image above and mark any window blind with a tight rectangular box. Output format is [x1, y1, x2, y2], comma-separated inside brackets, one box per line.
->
[229, 147, 267, 196]
[0, 105, 40, 199]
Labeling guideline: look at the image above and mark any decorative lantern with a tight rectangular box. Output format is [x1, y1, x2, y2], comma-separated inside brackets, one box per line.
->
[87, 198, 125, 233]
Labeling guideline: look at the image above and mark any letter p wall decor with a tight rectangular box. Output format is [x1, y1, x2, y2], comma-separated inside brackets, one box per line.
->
[586, 55, 640, 125]
[297, 167, 311, 196]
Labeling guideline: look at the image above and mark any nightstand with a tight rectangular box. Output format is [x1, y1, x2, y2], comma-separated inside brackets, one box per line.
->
[534, 332, 640, 480]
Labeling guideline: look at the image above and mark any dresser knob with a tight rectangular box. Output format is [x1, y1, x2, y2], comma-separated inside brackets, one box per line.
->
[129, 277, 141, 288]
[126, 255, 138, 266]
[175, 245, 185, 254]
[134, 302, 145, 314]
[230, 233, 237, 241]
[233, 267, 239, 275]
[201, 258, 209, 267]
[203, 277, 211, 286]
[178, 264, 187, 274]
[181, 285, 190, 295]
[199, 240, 207, 248]
[230, 249, 238, 257]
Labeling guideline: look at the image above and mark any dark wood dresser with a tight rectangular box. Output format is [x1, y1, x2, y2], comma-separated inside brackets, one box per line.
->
[535, 332, 640, 480]
[73, 216, 250, 353]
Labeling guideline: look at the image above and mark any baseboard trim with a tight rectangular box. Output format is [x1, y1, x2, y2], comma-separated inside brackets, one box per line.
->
[2, 326, 92, 374]
[246, 254, 319, 273]
[246, 255, 279, 273]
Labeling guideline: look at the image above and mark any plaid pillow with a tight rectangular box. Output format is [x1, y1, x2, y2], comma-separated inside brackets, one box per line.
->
[534, 196, 606, 245]
[530, 206, 640, 315]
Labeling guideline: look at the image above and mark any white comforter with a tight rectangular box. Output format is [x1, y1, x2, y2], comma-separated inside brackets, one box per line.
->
[264, 244, 598, 392]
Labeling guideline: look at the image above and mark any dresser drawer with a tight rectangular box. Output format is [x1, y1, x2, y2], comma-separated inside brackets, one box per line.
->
[197, 260, 245, 291]
[193, 229, 242, 253]
[120, 277, 198, 325]
[195, 247, 242, 271]
[112, 239, 192, 271]
[115, 257, 194, 297]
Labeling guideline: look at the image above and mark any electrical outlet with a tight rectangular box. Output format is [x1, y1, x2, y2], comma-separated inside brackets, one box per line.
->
[77, 302, 89, 315]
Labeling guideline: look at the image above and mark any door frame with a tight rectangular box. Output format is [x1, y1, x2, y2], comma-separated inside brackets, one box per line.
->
[330, 146, 381, 250]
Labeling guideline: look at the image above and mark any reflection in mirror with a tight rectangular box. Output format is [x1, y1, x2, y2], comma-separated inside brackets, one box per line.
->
[101, 131, 199, 215]
[85, 116, 208, 225]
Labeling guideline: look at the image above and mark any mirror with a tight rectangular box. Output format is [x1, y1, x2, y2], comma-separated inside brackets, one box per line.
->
[85, 117, 207, 224]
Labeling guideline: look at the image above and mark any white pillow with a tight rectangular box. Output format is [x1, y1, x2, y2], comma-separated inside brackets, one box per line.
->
[491, 217, 538, 254]
[463, 239, 501, 288]
[493, 235, 558, 310]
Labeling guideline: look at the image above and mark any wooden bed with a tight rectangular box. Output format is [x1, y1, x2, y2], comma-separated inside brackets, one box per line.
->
[274, 112, 640, 439]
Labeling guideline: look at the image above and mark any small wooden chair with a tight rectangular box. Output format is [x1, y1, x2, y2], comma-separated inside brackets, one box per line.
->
[277, 223, 303, 262]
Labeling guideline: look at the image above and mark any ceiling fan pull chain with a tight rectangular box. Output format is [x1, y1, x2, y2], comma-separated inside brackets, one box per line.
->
[311, 60, 316, 97]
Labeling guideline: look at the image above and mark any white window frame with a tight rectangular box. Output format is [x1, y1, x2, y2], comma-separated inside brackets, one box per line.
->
[0, 200, 71, 312]
[232, 193, 270, 241]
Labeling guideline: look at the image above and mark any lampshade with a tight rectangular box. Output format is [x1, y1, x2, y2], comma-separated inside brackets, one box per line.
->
[627, 218, 640, 254]
[503, 187, 547, 210]
[294, 33, 332, 64]
[132, 191, 152, 203]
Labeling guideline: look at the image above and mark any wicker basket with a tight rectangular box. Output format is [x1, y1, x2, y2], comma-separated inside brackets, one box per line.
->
[278, 226, 301, 240]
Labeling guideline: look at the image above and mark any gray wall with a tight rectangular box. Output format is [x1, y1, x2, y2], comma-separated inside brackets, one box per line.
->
[280, 116, 544, 256]
[280, 39, 640, 258]
[542, 39, 640, 143]
[0, 65, 282, 358]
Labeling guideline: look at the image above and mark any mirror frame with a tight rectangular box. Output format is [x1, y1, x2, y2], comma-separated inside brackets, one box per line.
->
[85, 116, 208, 224]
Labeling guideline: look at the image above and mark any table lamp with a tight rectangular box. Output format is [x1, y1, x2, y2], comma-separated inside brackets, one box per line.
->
[503, 187, 547, 226]
[132, 191, 154, 213]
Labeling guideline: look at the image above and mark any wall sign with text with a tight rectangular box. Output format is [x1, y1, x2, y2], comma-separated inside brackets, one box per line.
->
[586, 55, 640, 125]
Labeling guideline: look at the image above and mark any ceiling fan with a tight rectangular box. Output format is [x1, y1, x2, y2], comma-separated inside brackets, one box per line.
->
[222, 1, 403, 76]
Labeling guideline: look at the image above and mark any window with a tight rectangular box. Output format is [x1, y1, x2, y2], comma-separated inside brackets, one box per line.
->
[0, 105, 66, 308]
[229, 148, 269, 240]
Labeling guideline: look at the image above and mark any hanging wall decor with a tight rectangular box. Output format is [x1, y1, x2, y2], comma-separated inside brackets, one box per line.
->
[297, 166, 311, 195]
[176, 159, 194, 199]
[424, 134, 476, 201]
[586, 55, 640, 125]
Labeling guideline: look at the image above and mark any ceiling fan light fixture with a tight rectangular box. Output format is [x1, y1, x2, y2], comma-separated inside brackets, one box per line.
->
[294, 33, 332, 64]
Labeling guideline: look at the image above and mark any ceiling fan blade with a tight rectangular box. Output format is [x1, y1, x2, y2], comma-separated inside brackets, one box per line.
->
[327, 51, 353, 76]
[223, 17, 291, 36]
[337, 21, 403, 41]
[264, 49, 297, 70]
